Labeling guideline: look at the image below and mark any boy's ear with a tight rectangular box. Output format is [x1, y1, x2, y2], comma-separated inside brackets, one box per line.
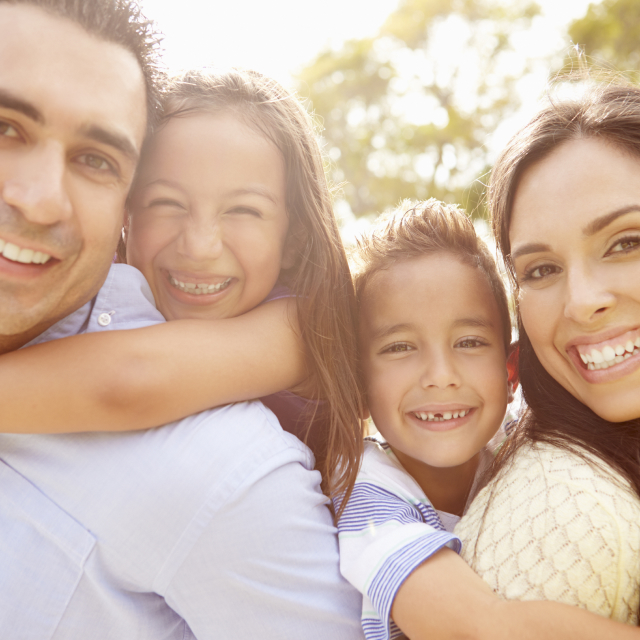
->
[506, 343, 520, 403]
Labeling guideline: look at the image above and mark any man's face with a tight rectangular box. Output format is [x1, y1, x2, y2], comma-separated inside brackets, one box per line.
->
[0, 4, 147, 350]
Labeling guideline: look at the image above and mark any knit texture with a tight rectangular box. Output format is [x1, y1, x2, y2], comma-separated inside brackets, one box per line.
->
[455, 441, 640, 623]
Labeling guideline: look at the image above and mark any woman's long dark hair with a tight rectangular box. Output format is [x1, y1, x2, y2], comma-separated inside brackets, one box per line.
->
[489, 81, 640, 502]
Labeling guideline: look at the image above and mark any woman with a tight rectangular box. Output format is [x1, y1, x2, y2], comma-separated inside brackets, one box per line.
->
[456, 82, 640, 624]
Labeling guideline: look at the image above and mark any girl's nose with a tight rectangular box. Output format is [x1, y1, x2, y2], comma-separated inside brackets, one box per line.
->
[2, 142, 72, 225]
[563, 264, 616, 325]
[178, 216, 224, 262]
[419, 350, 461, 390]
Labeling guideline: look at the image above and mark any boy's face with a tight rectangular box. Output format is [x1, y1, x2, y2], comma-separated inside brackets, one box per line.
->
[359, 253, 513, 474]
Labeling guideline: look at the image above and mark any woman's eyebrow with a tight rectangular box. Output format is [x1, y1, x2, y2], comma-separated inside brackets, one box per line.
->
[582, 206, 640, 236]
[510, 242, 551, 261]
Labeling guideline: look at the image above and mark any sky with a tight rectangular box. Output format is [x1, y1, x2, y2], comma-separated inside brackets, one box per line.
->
[140, 0, 594, 87]
[138, 0, 596, 241]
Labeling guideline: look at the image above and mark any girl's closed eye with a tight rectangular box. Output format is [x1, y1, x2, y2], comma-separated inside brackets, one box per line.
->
[147, 198, 187, 211]
[605, 234, 640, 256]
[226, 206, 262, 218]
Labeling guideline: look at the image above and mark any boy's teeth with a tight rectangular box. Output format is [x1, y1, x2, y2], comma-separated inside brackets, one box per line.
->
[169, 276, 232, 295]
[414, 409, 470, 422]
[0, 238, 51, 264]
[581, 338, 640, 371]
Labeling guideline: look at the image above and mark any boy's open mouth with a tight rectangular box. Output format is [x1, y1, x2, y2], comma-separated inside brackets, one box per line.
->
[412, 408, 472, 423]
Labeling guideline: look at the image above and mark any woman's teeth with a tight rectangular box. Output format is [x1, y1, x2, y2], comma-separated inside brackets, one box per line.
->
[169, 276, 232, 295]
[580, 337, 640, 370]
[0, 238, 51, 264]
[413, 409, 471, 422]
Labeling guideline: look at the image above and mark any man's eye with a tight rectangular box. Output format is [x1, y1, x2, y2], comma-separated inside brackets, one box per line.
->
[0, 121, 20, 139]
[77, 154, 113, 172]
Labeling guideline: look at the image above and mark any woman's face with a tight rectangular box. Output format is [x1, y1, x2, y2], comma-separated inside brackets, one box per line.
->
[126, 111, 290, 321]
[510, 137, 640, 421]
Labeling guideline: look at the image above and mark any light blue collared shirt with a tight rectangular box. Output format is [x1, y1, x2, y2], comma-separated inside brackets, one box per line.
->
[0, 264, 364, 640]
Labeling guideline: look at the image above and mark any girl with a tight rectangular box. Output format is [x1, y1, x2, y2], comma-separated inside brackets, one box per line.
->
[456, 81, 640, 623]
[0, 67, 364, 502]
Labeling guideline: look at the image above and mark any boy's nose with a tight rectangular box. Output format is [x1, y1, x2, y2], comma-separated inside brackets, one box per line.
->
[419, 351, 461, 390]
[2, 142, 72, 225]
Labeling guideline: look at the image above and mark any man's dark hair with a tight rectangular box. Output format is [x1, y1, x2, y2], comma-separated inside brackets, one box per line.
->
[1, 0, 163, 126]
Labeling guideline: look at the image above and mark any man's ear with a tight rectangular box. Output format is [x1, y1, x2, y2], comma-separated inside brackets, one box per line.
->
[506, 343, 520, 403]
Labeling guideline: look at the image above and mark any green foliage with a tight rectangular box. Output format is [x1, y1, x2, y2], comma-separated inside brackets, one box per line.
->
[569, 0, 640, 79]
[297, 0, 540, 219]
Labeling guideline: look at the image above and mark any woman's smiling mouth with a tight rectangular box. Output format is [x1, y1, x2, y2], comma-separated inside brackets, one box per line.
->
[168, 274, 232, 296]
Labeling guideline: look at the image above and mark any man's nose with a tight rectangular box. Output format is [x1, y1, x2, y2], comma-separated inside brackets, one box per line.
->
[2, 142, 73, 225]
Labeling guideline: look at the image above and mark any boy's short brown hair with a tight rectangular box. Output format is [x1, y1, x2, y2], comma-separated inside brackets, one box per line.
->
[352, 199, 512, 350]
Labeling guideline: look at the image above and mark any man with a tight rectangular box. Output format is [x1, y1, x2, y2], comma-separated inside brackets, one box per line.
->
[0, 1, 363, 637]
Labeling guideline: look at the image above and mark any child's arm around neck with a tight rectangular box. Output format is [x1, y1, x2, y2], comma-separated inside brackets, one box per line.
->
[392, 548, 640, 640]
[0, 297, 307, 433]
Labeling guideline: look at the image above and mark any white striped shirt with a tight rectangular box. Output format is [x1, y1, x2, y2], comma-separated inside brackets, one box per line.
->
[335, 439, 462, 640]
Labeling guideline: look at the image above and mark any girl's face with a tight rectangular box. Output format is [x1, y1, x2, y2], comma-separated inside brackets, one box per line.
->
[510, 137, 640, 422]
[126, 111, 290, 321]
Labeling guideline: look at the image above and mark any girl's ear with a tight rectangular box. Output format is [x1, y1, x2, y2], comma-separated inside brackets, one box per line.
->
[281, 222, 306, 270]
[506, 343, 520, 403]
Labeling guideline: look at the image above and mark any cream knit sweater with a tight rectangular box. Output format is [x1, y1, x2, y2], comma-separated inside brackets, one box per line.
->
[455, 441, 640, 623]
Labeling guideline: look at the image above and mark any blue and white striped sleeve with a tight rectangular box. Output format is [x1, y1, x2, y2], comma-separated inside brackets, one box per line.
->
[335, 449, 461, 640]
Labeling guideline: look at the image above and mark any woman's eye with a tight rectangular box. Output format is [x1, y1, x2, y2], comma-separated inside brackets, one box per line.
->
[77, 153, 114, 173]
[382, 342, 412, 354]
[607, 235, 640, 255]
[521, 263, 560, 281]
[0, 121, 20, 139]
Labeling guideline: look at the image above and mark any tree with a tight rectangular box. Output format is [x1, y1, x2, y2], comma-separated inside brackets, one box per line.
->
[297, 0, 540, 220]
[569, 0, 640, 79]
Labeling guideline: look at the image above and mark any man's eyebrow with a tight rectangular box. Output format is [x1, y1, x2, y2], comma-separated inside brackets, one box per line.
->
[583, 206, 640, 236]
[452, 317, 494, 330]
[510, 242, 551, 262]
[0, 89, 44, 123]
[79, 124, 139, 162]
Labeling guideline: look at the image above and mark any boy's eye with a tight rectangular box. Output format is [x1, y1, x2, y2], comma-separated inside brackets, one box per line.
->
[382, 342, 413, 354]
[456, 337, 487, 349]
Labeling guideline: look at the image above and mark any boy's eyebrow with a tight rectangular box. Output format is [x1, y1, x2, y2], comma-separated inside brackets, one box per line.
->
[452, 317, 494, 330]
[370, 322, 413, 340]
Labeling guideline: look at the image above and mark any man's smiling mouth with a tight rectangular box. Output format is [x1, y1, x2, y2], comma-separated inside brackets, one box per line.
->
[0, 237, 52, 265]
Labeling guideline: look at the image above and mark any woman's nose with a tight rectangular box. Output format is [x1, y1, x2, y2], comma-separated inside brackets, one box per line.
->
[563, 264, 616, 325]
[2, 142, 72, 225]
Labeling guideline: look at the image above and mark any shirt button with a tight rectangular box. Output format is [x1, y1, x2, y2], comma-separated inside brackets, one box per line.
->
[97, 313, 112, 327]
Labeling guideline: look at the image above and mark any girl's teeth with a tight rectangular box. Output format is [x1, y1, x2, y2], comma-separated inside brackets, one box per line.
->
[414, 409, 470, 422]
[169, 276, 231, 295]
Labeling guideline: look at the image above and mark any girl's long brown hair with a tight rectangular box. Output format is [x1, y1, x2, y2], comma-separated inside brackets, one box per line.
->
[122, 68, 365, 509]
[489, 81, 640, 505]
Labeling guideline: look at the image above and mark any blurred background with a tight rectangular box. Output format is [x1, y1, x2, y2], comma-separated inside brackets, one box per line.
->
[140, 0, 638, 241]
